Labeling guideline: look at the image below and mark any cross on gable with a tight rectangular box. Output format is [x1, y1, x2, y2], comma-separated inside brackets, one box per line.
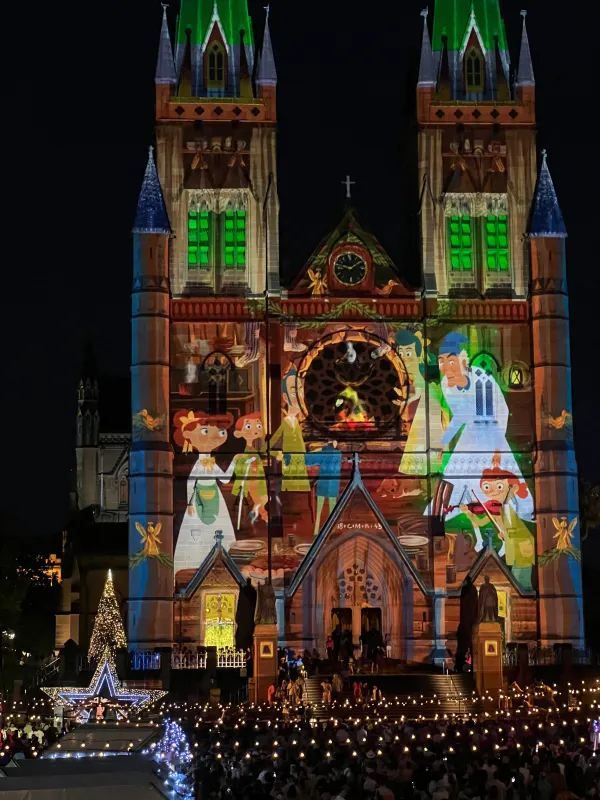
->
[342, 175, 356, 200]
[214, 530, 225, 546]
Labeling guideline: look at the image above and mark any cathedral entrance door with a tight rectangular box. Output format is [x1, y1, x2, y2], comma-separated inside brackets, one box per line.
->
[360, 608, 382, 655]
[331, 608, 352, 658]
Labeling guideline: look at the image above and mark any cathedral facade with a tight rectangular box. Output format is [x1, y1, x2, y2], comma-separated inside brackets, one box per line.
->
[128, 0, 584, 665]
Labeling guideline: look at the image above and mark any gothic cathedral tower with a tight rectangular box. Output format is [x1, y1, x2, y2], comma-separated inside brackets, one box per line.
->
[129, 1, 278, 651]
[417, 1, 584, 648]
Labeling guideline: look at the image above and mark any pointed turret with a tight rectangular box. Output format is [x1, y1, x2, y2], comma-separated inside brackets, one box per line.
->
[133, 147, 171, 235]
[175, 0, 254, 97]
[75, 340, 100, 510]
[155, 4, 177, 85]
[256, 7, 277, 87]
[516, 10, 535, 86]
[529, 151, 567, 239]
[255, 7, 277, 118]
[528, 147, 583, 650]
[418, 8, 436, 88]
[431, 0, 509, 100]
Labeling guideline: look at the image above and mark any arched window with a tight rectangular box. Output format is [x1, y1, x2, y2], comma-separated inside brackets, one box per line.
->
[471, 353, 500, 421]
[465, 46, 484, 93]
[202, 352, 233, 414]
[475, 371, 495, 420]
[207, 41, 226, 96]
[118, 474, 128, 507]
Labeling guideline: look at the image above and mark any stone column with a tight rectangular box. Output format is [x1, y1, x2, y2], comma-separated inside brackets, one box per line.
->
[530, 235, 584, 649]
[252, 624, 278, 704]
[473, 622, 504, 697]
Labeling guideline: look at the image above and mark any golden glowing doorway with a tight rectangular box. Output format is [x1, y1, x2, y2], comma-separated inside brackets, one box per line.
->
[204, 593, 235, 649]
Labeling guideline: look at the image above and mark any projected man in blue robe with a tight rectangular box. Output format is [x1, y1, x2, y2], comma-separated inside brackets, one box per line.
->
[437, 333, 533, 553]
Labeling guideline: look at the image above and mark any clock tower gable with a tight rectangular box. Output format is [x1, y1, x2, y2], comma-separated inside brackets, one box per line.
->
[289, 207, 413, 298]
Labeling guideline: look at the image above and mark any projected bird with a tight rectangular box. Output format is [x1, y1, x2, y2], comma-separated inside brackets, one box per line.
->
[545, 409, 572, 431]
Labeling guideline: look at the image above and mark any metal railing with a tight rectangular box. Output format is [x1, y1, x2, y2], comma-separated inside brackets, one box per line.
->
[502, 646, 595, 667]
[130, 648, 247, 671]
[131, 651, 161, 671]
[528, 648, 593, 666]
[172, 651, 206, 670]
[216, 648, 246, 669]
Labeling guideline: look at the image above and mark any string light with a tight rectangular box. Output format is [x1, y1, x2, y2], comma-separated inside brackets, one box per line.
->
[87, 570, 127, 663]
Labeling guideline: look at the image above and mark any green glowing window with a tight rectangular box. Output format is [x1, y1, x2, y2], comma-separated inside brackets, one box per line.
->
[485, 215, 510, 272]
[222, 209, 246, 269]
[447, 215, 474, 272]
[188, 209, 212, 268]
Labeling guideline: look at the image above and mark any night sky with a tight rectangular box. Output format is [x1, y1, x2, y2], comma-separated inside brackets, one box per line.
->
[8, 0, 599, 543]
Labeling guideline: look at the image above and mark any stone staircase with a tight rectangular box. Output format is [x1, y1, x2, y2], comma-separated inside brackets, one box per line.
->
[303, 672, 477, 719]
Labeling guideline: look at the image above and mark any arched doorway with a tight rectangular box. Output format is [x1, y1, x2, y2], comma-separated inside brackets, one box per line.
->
[312, 531, 413, 661]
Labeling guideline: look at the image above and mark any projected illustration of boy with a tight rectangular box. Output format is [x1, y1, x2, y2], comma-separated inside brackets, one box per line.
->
[306, 441, 342, 537]
[394, 329, 443, 476]
[271, 367, 310, 492]
[232, 413, 268, 525]
[460, 453, 535, 589]
[173, 410, 236, 579]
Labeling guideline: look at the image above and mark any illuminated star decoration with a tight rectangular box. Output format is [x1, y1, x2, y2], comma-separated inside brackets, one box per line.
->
[43, 646, 166, 710]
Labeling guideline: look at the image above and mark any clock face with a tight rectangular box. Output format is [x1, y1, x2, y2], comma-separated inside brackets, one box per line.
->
[333, 251, 367, 286]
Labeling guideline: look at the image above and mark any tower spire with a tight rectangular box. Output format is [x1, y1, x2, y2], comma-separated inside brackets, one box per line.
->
[529, 151, 567, 239]
[516, 10, 535, 86]
[257, 5, 277, 86]
[417, 8, 436, 88]
[155, 4, 177, 85]
[133, 147, 171, 235]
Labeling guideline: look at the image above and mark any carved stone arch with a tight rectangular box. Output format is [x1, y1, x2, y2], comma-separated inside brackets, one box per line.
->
[201, 351, 235, 414]
[308, 529, 420, 662]
[116, 462, 129, 507]
[471, 351, 500, 379]
[204, 22, 228, 97]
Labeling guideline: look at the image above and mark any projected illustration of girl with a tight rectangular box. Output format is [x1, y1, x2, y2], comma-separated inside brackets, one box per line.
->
[173, 410, 236, 577]
[394, 329, 444, 475]
[271, 367, 310, 492]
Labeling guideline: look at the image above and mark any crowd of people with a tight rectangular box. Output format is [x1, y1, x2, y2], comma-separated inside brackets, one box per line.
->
[192, 708, 600, 800]
[326, 628, 388, 674]
[267, 638, 392, 710]
[0, 717, 66, 765]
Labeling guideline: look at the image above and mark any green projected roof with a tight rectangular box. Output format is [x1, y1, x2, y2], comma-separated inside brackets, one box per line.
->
[432, 0, 508, 52]
[176, 0, 254, 47]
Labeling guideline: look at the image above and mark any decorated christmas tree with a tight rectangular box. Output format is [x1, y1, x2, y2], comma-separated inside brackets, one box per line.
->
[88, 569, 127, 663]
[153, 720, 194, 799]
